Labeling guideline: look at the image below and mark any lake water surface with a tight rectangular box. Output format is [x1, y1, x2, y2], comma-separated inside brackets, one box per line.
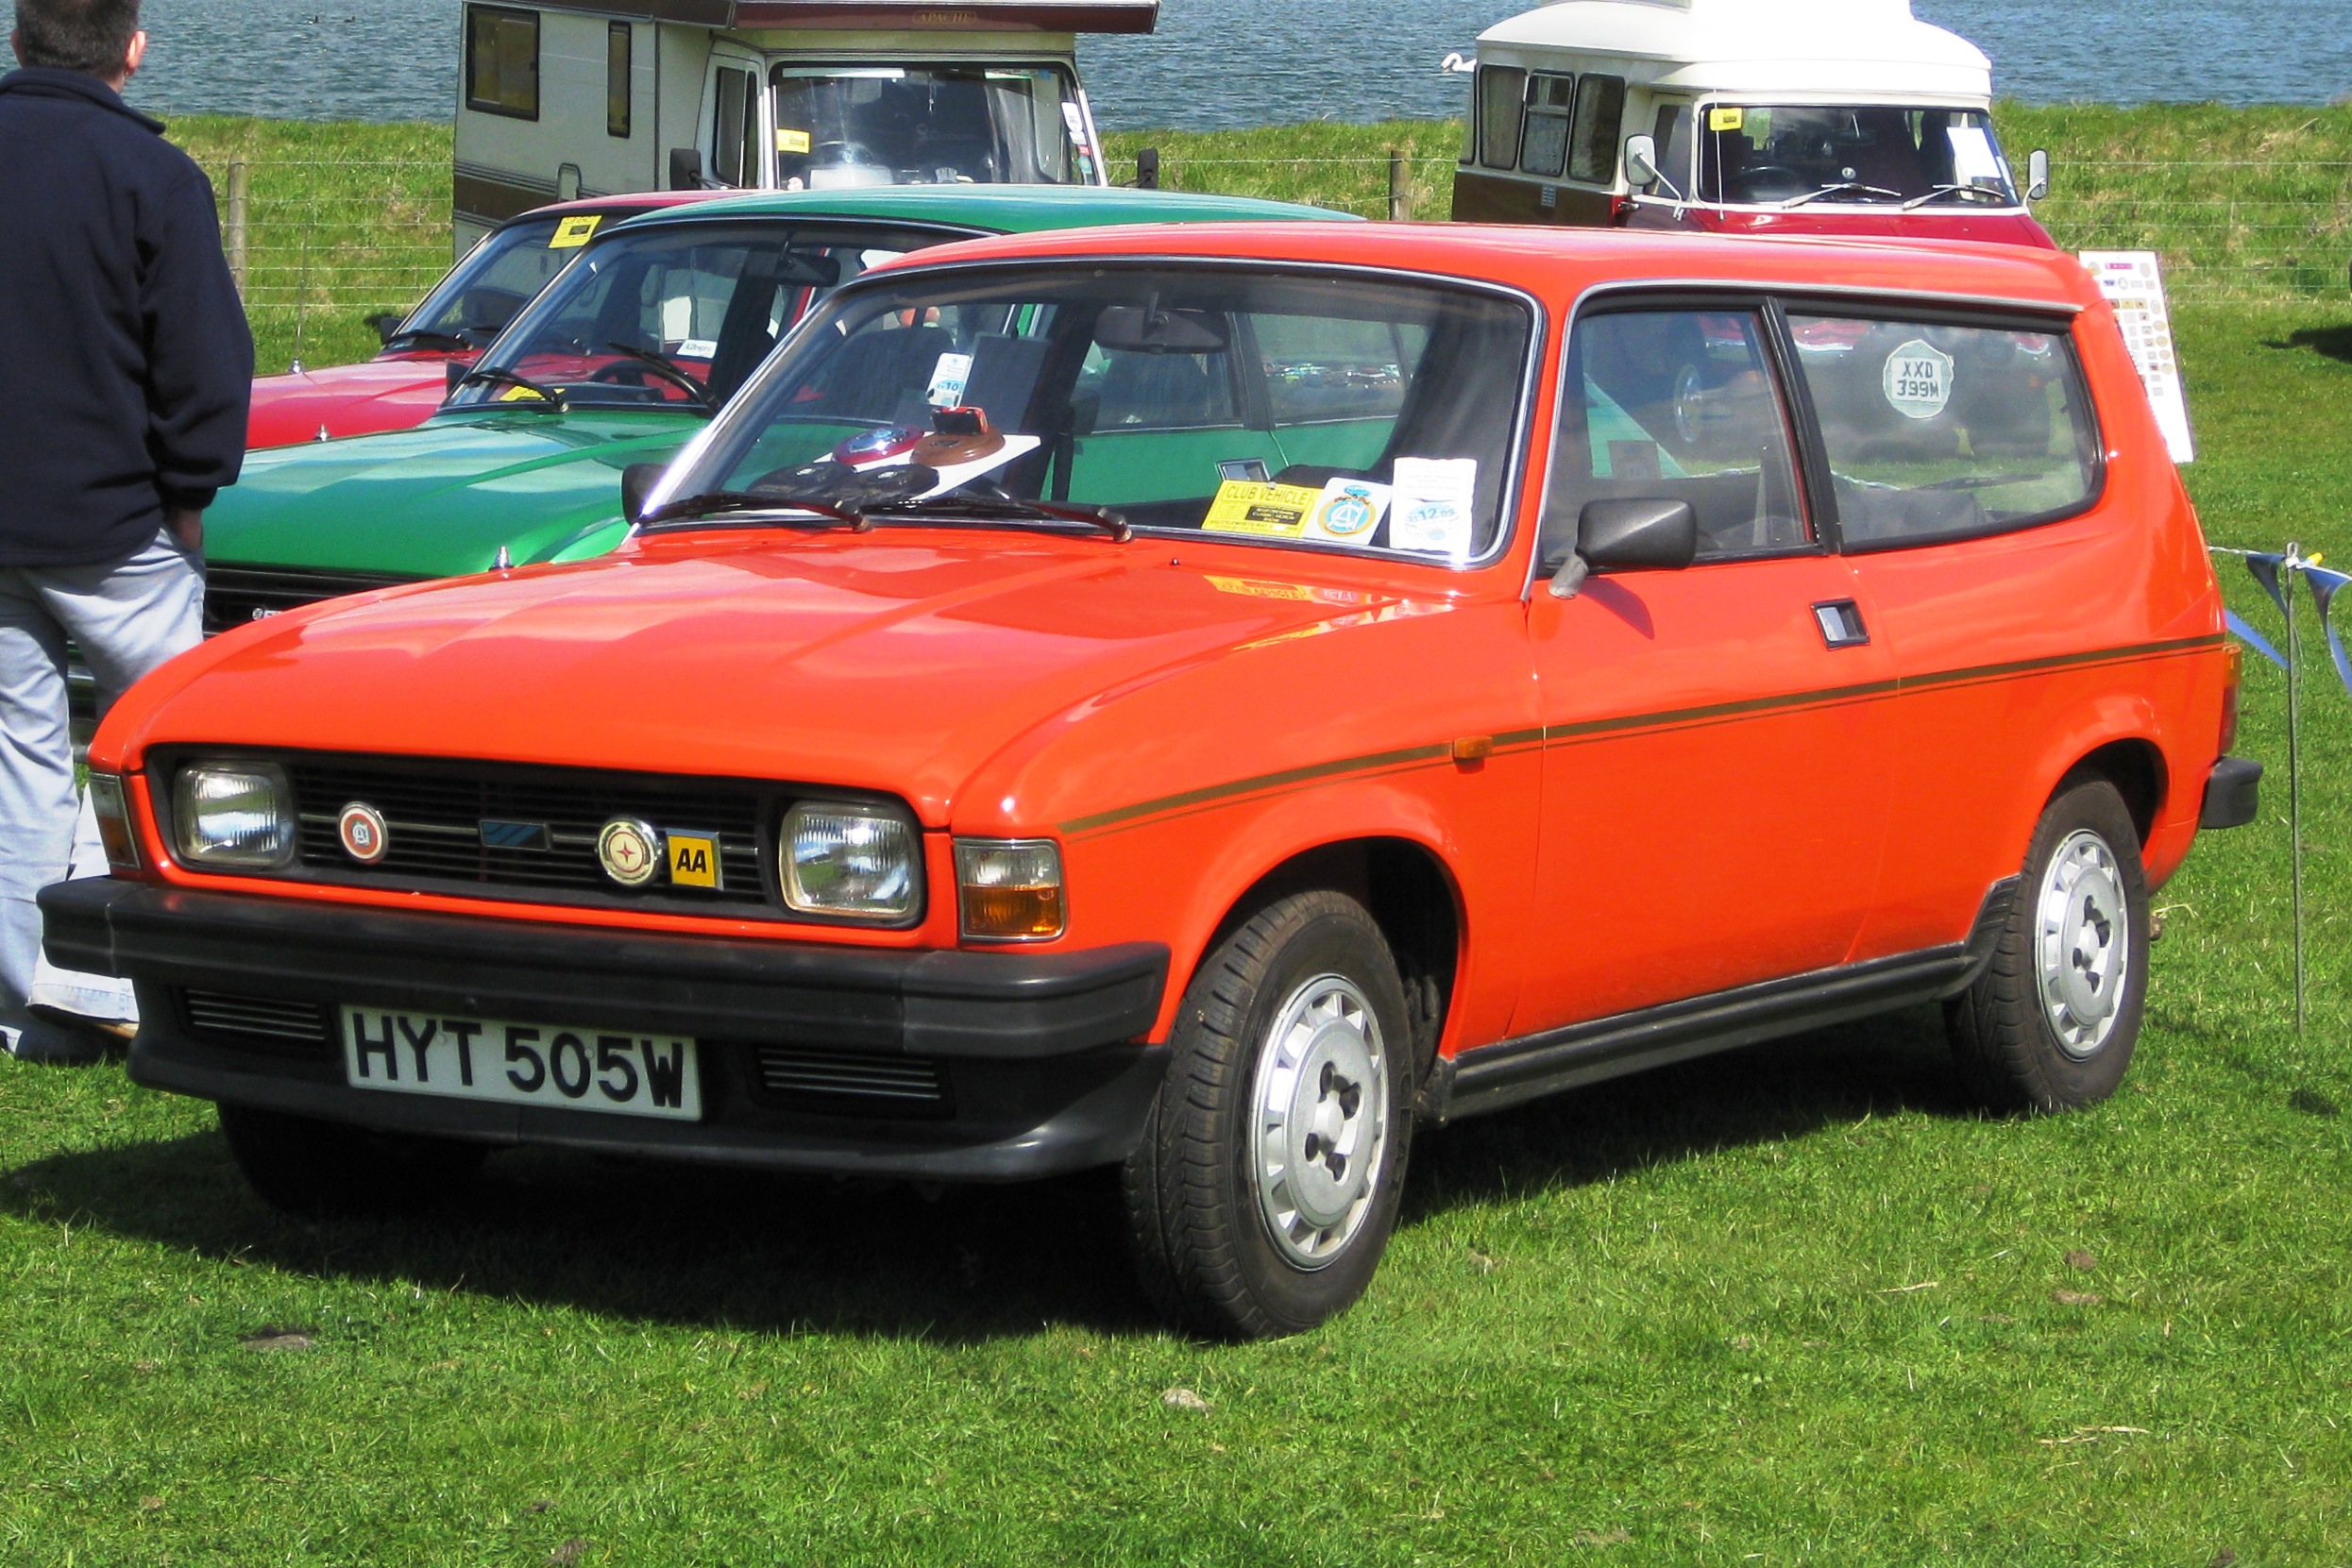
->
[127, 0, 2352, 128]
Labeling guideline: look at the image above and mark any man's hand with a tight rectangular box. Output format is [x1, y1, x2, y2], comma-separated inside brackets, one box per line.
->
[167, 508, 204, 551]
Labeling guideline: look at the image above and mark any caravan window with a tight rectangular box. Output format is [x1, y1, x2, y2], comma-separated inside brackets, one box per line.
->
[1567, 75, 1625, 184]
[1697, 107, 2022, 208]
[1477, 66, 1528, 170]
[770, 65, 1084, 188]
[607, 23, 632, 140]
[1518, 74, 1575, 179]
[465, 5, 538, 121]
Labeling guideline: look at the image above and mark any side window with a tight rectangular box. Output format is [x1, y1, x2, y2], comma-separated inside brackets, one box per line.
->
[1519, 74, 1576, 178]
[1478, 66, 1528, 171]
[465, 4, 539, 120]
[1648, 102, 1692, 196]
[1786, 314, 2101, 548]
[606, 23, 632, 139]
[1543, 309, 1809, 565]
[1567, 75, 1625, 184]
[1256, 313, 1418, 428]
[711, 67, 762, 188]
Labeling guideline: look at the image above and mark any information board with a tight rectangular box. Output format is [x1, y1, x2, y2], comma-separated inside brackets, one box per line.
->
[2077, 250, 2195, 464]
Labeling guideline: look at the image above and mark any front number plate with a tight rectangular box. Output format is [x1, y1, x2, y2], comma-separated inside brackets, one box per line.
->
[341, 1007, 702, 1121]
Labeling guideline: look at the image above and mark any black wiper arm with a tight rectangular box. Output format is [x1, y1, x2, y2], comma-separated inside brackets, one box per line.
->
[1902, 183, 2010, 210]
[638, 489, 872, 531]
[453, 364, 568, 410]
[871, 494, 1133, 543]
[1781, 182, 1906, 209]
[383, 329, 473, 353]
[603, 342, 718, 411]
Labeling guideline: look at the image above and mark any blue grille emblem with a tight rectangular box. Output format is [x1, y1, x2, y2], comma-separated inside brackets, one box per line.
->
[479, 819, 551, 851]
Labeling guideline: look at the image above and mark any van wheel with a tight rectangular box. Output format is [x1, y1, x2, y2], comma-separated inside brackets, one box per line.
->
[1124, 891, 1413, 1340]
[218, 1103, 486, 1218]
[1946, 780, 2148, 1112]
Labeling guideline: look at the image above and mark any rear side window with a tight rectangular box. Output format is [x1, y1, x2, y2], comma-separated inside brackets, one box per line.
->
[1479, 66, 1529, 170]
[1519, 74, 1576, 178]
[1567, 75, 1625, 184]
[1543, 309, 1810, 565]
[465, 5, 539, 120]
[1785, 314, 2101, 548]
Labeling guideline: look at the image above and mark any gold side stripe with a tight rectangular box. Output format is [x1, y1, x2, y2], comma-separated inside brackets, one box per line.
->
[1057, 633, 2223, 837]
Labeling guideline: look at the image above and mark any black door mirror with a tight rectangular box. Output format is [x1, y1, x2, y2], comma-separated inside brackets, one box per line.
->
[364, 311, 406, 346]
[621, 462, 667, 525]
[668, 146, 706, 192]
[1548, 497, 1698, 598]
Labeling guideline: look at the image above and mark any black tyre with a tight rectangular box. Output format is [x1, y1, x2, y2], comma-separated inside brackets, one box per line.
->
[217, 1103, 487, 1218]
[1946, 779, 2148, 1112]
[1123, 891, 1413, 1340]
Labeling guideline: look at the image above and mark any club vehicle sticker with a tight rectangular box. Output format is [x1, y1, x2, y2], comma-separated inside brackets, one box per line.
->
[1883, 339, 1954, 421]
[1203, 481, 1321, 538]
[1303, 479, 1392, 546]
[777, 127, 813, 154]
[549, 215, 602, 249]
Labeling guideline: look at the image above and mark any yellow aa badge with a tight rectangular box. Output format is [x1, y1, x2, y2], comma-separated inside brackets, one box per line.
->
[668, 831, 721, 889]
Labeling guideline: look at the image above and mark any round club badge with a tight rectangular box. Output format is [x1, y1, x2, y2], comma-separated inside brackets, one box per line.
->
[597, 817, 664, 887]
[337, 802, 389, 864]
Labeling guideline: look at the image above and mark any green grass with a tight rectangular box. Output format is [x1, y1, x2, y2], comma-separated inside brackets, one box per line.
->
[5, 119, 2350, 1565]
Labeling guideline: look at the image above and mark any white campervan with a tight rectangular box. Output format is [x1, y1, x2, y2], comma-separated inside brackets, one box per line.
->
[451, 0, 1155, 254]
[1449, 0, 2055, 249]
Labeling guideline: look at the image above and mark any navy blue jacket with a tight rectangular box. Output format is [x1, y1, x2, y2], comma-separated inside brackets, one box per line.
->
[0, 68, 252, 566]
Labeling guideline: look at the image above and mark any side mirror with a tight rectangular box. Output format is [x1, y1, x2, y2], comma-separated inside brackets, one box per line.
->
[556, 161, 583, 202]
[1548, 497, 1698, 599]
[668, 146, 706, 192]
[621, 462, 667, 525]
[1134, 147, 1160, 190]
[1623, 133, 1660, 191]
[364, 311, 406, 346]
[445, 359, 468, 398]
[2025, 148, 2051, 203]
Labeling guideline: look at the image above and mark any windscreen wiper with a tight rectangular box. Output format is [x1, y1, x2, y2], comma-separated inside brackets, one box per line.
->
[1903, 183, 2012, 211]
[869, 494, 1133, 543]
[603, 342, 718, 411]
[1781, 182, 1906, 209]
[383, 329, 474, 353]
[453, 364, 569, 410]
[637, 489, 871, 531]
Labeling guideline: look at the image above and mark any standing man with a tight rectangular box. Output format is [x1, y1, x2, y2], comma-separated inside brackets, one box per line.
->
[0, 0, 252, 1062]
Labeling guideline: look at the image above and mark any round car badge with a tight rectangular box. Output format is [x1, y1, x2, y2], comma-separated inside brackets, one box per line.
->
[596, 817, 665, 888]
[833, 426, 926, 467]
[338, 802, 390, 864]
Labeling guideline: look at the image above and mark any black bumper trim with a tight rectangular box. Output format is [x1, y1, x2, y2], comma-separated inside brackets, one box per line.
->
[2201, 755, 2262, 830]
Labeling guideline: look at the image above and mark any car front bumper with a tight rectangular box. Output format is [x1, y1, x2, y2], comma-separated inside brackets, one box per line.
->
[41, 879, 1171, 1182]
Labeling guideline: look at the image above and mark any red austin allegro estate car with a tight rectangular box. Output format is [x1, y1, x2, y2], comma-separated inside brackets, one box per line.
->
[50, 222, 2259, 1339]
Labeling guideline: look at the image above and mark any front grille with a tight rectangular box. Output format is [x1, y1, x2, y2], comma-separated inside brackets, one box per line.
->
[204, 564, 419, 635]
[747, 1044, 951, 1117]
[280, 755, 773, 915]
[180, 989, 335, 1057]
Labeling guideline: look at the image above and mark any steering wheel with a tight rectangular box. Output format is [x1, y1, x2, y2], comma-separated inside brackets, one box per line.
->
[812, 139, 884, 168]
[1724, 164, 1802, 200]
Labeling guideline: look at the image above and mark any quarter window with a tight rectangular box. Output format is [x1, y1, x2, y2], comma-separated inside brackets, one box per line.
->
[1544, 309, 1809, 565]
[607, 23, 633, 139]
[1785, 314, 2100, 548]
[1518, 73, 1576, 179]
[465, 4, 539, 121]
[1478, 65, 1529, 170]
[1567, 75, 1626, 184]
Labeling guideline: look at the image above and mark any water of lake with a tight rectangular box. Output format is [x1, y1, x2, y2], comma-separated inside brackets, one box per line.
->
[125, 0, 2352, 128]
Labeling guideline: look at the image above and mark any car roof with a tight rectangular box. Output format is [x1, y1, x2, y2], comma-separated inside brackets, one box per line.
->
[496, 191, 733, 229]
[860, 220, 2101, 313]
[601, 184, 1363, 236]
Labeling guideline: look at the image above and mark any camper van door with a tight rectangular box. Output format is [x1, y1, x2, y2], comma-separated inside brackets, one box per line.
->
[703, 46, 771, 190]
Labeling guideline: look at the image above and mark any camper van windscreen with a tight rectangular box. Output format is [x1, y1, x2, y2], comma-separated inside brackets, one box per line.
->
[1696, 106, 2019, 209]
[770, 65, 1086, 189]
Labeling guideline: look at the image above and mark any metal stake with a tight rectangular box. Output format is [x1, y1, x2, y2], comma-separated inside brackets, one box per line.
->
[2287, 540, 2307, 1035]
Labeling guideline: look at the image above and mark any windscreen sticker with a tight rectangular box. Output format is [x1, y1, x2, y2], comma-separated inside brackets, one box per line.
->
[673, 338, 718, 361]
[1060, 101, 1086, 132]
[499, 383, 550, 402]
[926, 352, 975, 408]
[549, 215, 602, 249]
[1388, 458, 1479, 560]
[1203, 481, 1321, 538]
[1708, 106, 1745, 133]
[1883, 339, 1954, 420]
[1303, 479, 1392, 546]
[1946, 125, 2002, 185]
[778, 127, 813, 154]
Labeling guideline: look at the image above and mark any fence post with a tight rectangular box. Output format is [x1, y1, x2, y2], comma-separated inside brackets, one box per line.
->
[1388, 148, 1411, 221]
[226, 158, 248, 298]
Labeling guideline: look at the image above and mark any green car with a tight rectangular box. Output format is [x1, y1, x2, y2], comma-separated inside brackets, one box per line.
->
[201, 186, 1359, 630]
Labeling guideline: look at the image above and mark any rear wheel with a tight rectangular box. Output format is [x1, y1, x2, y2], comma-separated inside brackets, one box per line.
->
[1124, 891, 1413, 1340]
[1946, 780, 2148, 1111]
[218, 1104, 487, 1218]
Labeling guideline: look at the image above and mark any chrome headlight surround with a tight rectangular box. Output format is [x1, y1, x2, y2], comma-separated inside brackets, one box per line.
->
[171, 760, 297, 871]
[778, 800, 922, 923]
[86, 771, 143, 871]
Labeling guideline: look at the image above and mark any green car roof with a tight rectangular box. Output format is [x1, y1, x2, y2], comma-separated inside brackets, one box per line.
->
[609, 183, 1363, 234]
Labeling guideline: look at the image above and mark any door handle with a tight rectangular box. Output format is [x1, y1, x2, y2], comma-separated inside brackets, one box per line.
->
[1813, 599, 1870, 649]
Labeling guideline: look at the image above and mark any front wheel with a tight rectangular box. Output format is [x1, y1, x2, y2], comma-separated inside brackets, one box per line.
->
[218, 1103, 487, 1218]
[1123, 891, 1413, 1340]
[1946, 779, 2149, 1111]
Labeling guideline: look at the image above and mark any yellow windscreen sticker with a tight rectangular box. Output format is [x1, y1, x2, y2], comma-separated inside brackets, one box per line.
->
[1708, 107, 1745, 133]
[499, 383, 548, 402]
[550, 214, 602, 249]
[1202, 481, 1320, 538]
[777, 127, 813, 154]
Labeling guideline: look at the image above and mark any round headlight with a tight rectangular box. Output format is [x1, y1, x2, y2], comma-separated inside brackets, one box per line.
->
[780, 801, 919, 920]
[173, 762, 296, 869]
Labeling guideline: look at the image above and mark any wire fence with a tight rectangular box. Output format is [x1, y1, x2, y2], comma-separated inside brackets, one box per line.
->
[199, 151, 2350, 373]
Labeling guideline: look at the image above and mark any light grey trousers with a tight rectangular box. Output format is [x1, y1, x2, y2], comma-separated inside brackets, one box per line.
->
[0, 531, 205, 1048]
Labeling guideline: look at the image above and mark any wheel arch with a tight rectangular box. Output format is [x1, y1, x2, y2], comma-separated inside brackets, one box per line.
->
[2056, 735, 2169, 846]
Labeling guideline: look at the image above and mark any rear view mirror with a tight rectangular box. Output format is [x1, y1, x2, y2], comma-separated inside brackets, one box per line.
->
[775, 248, 842, 290]
[668, 146, 706, 192]
[1548, 497, 1698, 599]
[1623, 133, 1660, 190]
[2026, 148, 2051, 203]
[1092, 306, 1229, 355]
[621, 462, 667, 525]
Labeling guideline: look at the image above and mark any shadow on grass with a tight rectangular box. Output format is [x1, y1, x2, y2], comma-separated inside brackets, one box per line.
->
[3, 1007, 1974, 1340]
[2263, 325, 2352, 364]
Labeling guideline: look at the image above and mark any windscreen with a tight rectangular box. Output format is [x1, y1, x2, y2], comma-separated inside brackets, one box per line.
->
[1696, 106, 2019, 209]
[770, 64, 1087, 188]
[393, 216, 577, 351]
[668, 263, 1535, 563]
[444, 223, 939, 413]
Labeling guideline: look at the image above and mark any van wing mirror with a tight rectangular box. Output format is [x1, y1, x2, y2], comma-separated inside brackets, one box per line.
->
[1623, 133, 1660, 191]
[1548, 497, 1698, 599]
[668, 146, 706, 192]
[1092, 306, 1229, 355]
[621, 462, 667, 525]
[2026, 148, 2051, 203]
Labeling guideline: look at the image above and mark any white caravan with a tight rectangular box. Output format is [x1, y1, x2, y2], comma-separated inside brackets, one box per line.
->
[450, 0, 1155, 254]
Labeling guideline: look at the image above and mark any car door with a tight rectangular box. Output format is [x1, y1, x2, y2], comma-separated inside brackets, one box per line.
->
[704, 51, 769, 190]
[1516, 301, 1898, 1034]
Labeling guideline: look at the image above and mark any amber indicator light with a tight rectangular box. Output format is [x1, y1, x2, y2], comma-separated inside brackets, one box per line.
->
[2220, 642, 2242, 754]
[955, 839, 1065, 941]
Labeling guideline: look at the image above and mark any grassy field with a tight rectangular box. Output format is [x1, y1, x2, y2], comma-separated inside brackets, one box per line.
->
[3, 115, 2351, 1564]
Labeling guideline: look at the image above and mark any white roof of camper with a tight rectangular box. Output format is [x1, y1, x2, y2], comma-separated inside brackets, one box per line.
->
[1477, 0, 1994, 104]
